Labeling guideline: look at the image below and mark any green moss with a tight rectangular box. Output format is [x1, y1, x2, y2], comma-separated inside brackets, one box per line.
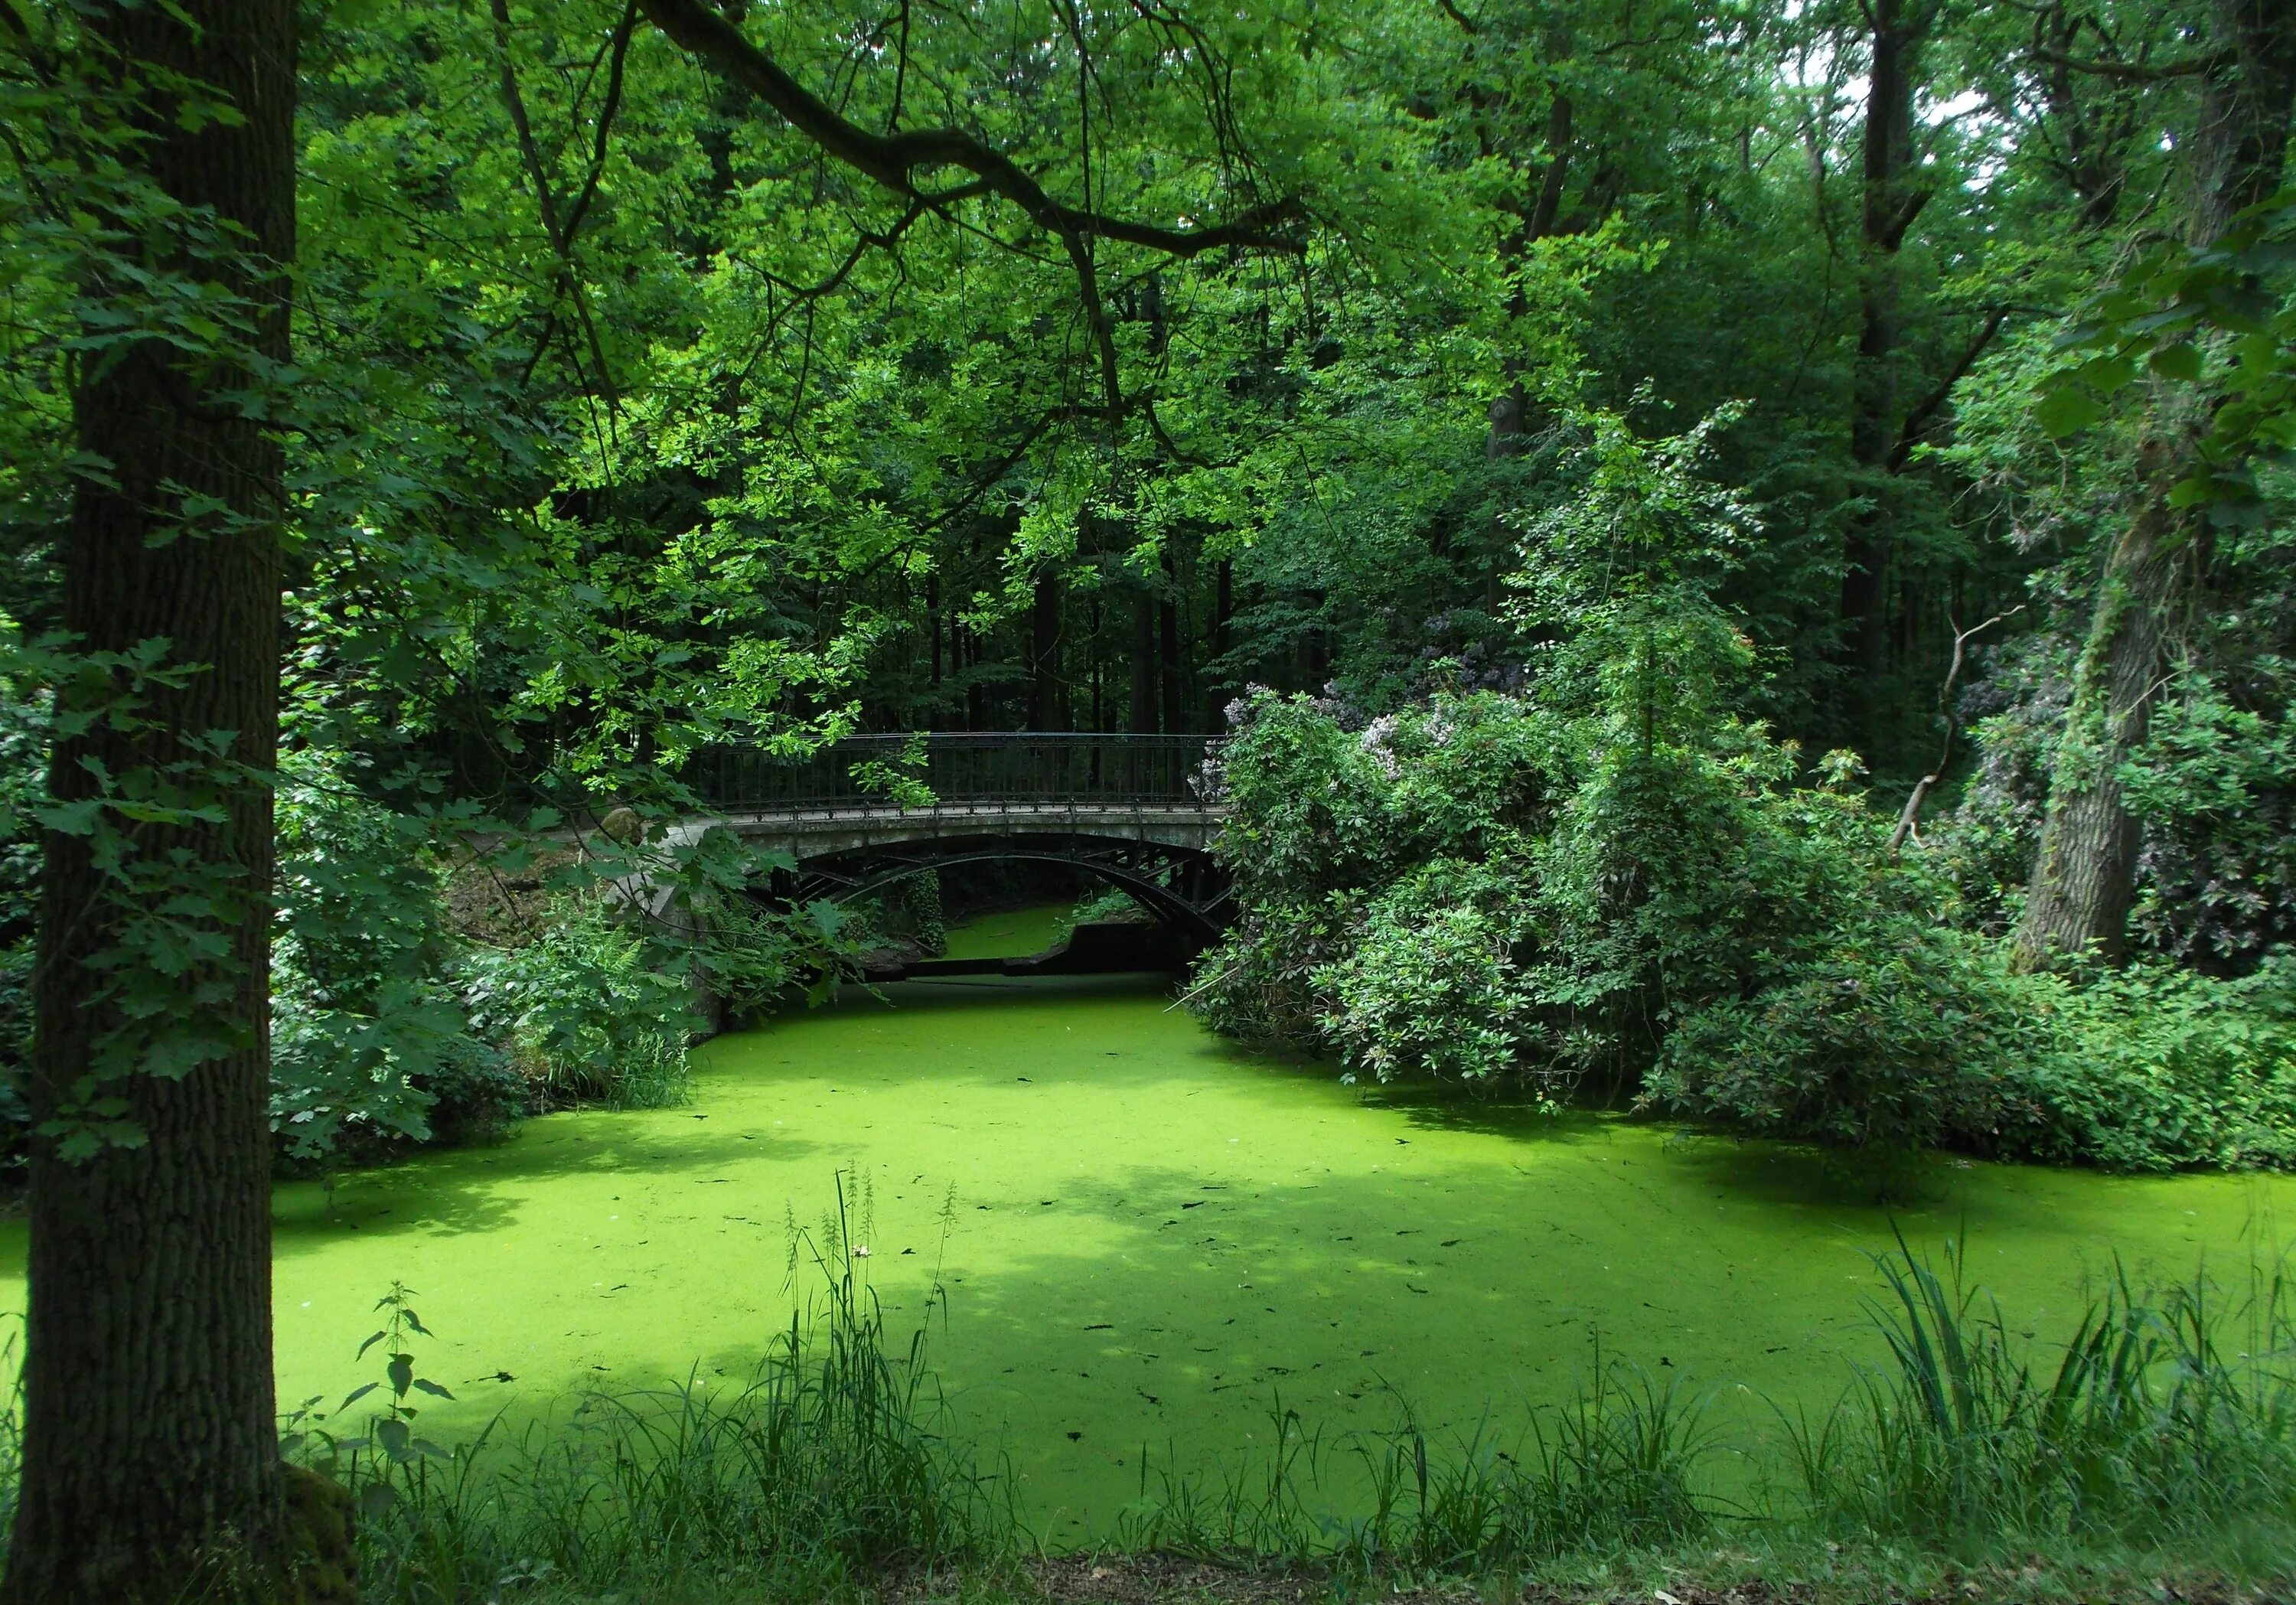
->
[0, 931, 2285, 1546]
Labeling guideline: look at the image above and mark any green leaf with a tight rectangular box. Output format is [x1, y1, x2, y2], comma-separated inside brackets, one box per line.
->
[31, 800, 103, 836]
[375, 1417, 413, 1461]
[2148, 342, 2203, 382]
[2033, 387, 2104, 439]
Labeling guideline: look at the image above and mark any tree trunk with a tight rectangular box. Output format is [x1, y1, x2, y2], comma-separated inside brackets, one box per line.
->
[1206, 557, 1233, 729]
[927, 574, 942, 687]
[1027, 568, 1062, 729]
[2014, 432, 2190, 966]
[1158, 553, 1184, 735]
[1839, 0, 1930, 710]
[2014, 0, 2296, 967]
[7, 3, 298, 1602]
[1129, 583, 1159, 732]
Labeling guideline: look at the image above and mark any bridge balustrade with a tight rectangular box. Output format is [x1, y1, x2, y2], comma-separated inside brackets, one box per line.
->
[689, 732, 1218, 814]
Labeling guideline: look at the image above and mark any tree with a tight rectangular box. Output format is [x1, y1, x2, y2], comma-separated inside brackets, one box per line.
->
[1839, 0, 1938, 700]
[2, 2, 307, 1600]
[2015, 0, 2296, 967]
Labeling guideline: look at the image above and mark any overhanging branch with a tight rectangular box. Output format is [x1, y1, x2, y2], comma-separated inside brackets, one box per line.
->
[636, 0, 1307, 259]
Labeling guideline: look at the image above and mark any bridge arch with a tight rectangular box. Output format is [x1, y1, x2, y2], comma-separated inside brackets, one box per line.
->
[789, 833, 1229, 941]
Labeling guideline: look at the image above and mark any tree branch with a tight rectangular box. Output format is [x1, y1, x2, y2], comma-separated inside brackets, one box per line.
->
[492, 0, 620, 409]
[2030, 46, 2227, 82]
[561, 0, 640, 246]
[637, 0, 1307, 258]
[1890, 605, 2026, 853]
[1888, 306, 2009, 470]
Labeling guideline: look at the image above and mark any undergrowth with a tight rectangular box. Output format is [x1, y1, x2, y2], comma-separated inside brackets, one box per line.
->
[246, 1218, 2296, 1602]
[303, 1176, 1002, 1603]
[0, 1214, 2278, 1600]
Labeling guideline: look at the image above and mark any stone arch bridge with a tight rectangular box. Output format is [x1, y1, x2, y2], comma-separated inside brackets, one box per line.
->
[675, 732, 1232, 939]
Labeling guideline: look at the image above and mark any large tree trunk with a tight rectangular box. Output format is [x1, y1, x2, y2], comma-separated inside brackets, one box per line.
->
[1158, 552, 1185, 735]
[2014, 0, 2296, 967]
[6, 2, 299, 1600]
[2014, 430, 2192, 966]
[1129, 583, 1159, 732]
[1838, 0, 1931, 711]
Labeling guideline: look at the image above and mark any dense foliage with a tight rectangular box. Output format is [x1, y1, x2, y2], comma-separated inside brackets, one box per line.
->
[1192, 392, 2296, 1175]
[0, 0, 2293, 1590]
[1, 0, 2292, 1164]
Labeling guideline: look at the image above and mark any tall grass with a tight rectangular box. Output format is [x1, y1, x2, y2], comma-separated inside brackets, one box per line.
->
[596, 1027, 691, 1111]
[315, 1176, 1000, 1603]
[1778, 1229, 2296, 1557]
[263, 1225, 2296, 1599]
[1120, 1359, 1716, 1577]
[1119, 1238, 2296, 1583]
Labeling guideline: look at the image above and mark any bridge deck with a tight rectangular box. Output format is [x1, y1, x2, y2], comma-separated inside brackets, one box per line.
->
[688, 731, 1218, 815]
[688, 800, 1225, 857]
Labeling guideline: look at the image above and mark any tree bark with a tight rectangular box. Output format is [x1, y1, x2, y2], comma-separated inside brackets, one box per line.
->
[2014, 0, 2296, 967]
[1839, 0, 1932, 706]
[1027, 568, 1063, 729]
[2015, 445, 2188, 965]
[1206, 557, 1234, 729]
[6, 4, 298, 1600]
[1158, 553, 1185, 736]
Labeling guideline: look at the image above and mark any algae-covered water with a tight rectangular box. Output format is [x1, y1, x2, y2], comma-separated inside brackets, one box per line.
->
[0, 910, 2289, 1538]
[938, 902, 1071, 960]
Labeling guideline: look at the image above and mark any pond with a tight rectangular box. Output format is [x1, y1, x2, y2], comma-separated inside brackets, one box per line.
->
[2, 910, 2290, 1540]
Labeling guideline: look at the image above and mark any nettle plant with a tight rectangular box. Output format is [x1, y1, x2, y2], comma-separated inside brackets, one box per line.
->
[280, 1282, 455, 1518]
[338, 1284, 455, 1492]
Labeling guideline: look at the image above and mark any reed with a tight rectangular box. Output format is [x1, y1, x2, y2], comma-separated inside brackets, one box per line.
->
[253, 1218, 2296, 1600]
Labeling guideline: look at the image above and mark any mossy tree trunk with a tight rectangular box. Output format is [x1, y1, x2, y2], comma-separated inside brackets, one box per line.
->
[2014, 0, 2296, 968]
[2014, 432, 2192, 967]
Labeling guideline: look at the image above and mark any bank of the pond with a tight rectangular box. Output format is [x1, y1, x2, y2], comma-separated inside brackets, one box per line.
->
[938, 903, 1072, 960]
[0, 917, 2286, 1545]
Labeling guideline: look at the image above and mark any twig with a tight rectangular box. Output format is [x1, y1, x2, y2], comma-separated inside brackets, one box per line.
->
[1890, 605, 2027, 853]
[1166, 962, 1237, 1012]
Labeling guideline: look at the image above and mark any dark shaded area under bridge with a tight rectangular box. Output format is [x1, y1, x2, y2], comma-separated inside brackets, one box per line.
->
[682, 733, 1234, 957]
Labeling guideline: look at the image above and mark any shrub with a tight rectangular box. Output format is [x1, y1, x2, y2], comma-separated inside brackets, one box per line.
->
[2023, 954, 2296, 1171]
[1316, 860, 1551, 1091]
[1647, 930, 2296, 1176]
[269, 752, 479, 1161]
[1195, 686, 1929, 1089]
[460, 899, 696, 1111]
[1642, 919, 2061, 1162]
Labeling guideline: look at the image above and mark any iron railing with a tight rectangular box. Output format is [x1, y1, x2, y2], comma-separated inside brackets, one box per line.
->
[687, 732, 1219, 812]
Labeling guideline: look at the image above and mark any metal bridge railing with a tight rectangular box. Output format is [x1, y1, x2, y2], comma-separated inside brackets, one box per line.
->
[687, 732, 1219, 814]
